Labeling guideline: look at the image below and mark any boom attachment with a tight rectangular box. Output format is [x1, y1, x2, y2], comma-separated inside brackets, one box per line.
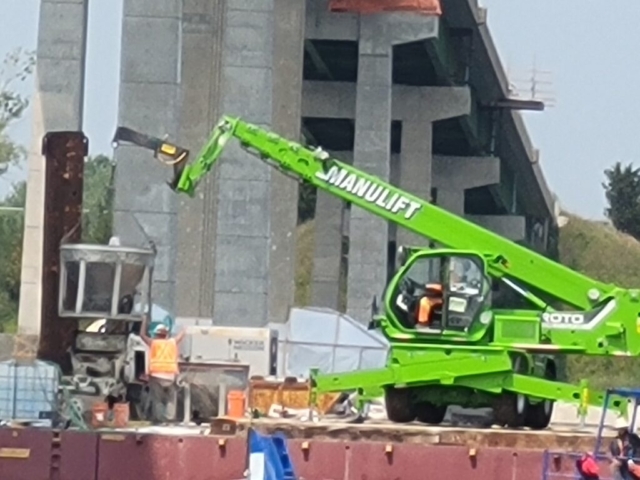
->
[112, 126, 191, 190]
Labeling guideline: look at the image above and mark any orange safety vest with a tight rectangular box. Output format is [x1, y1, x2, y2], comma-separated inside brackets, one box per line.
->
[418, 284, 443, 325]
[149, 339, 179, 375]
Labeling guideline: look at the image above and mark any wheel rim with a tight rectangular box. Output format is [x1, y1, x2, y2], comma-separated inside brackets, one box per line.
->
[516, 393, 526, 414]
[513, 356, 526, 415]
[543, 399, 552, 416]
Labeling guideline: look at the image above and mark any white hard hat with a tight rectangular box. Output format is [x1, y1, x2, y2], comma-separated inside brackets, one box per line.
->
[615, 417, 630, 430]
[154, 324, 168, 334]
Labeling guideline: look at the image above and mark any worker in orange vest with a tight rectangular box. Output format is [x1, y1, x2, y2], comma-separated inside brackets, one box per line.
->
[140, 314, 186, 424]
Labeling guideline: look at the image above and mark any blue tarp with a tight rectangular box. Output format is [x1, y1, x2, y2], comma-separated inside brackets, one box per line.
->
[248, 430, 296, 480]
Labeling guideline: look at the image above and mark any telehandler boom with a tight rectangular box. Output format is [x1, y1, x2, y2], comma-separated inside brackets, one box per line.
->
[114, 116, 638, 428]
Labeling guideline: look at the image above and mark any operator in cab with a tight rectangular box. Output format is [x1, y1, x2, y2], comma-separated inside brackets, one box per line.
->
[140, 314, 185, 424]
[610, 417, 640, 480]
[416, 283, 443, 327]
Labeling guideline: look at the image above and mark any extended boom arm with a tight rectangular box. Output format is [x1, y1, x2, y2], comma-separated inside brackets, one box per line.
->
[132, 117, 618, 304]
[114, 116, 640, 355]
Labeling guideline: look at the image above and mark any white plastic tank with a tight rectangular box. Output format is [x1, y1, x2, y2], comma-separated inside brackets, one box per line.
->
[0, 360, 60, 426]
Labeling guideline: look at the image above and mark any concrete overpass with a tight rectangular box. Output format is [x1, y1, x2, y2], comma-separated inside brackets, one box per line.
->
[18, 0, 557, 334]
[299, 0, 557, 318]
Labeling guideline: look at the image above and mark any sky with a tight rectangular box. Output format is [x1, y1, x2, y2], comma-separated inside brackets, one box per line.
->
[2, 0, 640, 220]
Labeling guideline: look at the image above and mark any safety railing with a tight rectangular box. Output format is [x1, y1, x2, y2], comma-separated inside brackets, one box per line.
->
[542, 450, 619, 480]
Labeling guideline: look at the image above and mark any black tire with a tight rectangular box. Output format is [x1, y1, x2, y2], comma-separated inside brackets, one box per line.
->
[524, 362, 556, 430]
[525, 399, 553, 430]
[385, 387, 416, 423]
[415, 402, 447, 424]
[492, 392, 528, 428]
[493, 354, 529, 428]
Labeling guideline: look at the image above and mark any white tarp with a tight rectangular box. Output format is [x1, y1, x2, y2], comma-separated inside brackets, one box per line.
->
[269, 307, 389, 378]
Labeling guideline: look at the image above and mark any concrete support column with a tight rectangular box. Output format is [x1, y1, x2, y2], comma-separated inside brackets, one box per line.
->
[114, 0, 181, 312]
[174, 0, 225, 317]
[396, 120, 432, 248]
[18, 0, 89, 335]
[346, 16, 393, 324]
[311, 151, 351, 311]
[394, 86, 471, 249]
[268, 0, 306, 324]
[211, 2, 275, 327]
[175, 0, 303, 326]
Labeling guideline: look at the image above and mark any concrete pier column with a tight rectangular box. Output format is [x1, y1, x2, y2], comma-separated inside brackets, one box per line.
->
[176, 0, 304, 325]
[346, 16, 393, 324]
[396, 120, 432, 248]
[174, 0, 225, 318]
[210, 1, 275, 327]
[311, 151, 351, 311]
[210, 1, 303, 327]
[394, 86, 470, 248]
[268, 0, 306, 324]
[113, 0, 181, 313]
[18, 0, 89, 335]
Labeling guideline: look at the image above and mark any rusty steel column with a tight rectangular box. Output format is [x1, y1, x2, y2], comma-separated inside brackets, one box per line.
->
[38, 132, 86, 371]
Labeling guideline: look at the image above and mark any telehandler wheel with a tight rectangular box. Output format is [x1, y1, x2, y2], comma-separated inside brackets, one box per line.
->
[384, 387, 416, 423]
[525, 399, 553, 430]
[415, 402, 447, 424]
[492, 354, 529, 428]
[492, 392, 528, 428]
[524, 362, 556, 430]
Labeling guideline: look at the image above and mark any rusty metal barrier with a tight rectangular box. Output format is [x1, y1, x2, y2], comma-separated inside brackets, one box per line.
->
[286, 439, 545, 480]
[95, 433, 246, 480]
[0, 429, 99, 480]
[0, 425, 570, 480]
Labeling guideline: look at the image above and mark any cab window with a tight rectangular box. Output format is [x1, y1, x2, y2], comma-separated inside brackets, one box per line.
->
[391, 254, 490, 332]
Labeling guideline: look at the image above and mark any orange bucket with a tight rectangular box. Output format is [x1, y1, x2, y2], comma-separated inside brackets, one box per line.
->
[227, 390, 246, 419]
[112, 402, 130, 428]
[91, 402, 109, 428]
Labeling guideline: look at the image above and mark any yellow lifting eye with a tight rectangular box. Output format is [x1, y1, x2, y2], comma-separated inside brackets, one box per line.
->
[160, 143, 177, 155]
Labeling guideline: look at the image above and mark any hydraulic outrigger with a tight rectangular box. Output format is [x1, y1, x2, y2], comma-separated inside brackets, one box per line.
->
[113, 116, 638, 429]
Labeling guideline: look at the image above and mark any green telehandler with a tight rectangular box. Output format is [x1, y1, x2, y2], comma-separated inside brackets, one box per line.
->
[113, 116, 638, 429]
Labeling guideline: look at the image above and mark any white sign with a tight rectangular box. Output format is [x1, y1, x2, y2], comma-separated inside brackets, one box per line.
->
[316, 166, 422, 220]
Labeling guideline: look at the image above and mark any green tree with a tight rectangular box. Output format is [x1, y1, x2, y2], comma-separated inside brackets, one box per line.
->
[603, 162, 640, 240]
[82, 154, 115, 244]
[0, 183, 26, 332]
[0, 48, 35, 171]
[0, 155, 114, 332]
[0, 48, 35, 331]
